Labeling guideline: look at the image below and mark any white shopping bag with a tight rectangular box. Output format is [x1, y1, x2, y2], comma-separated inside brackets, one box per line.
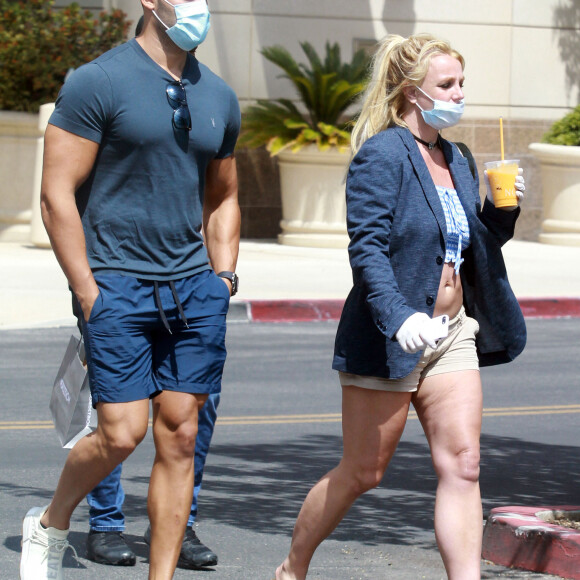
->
[49, 335, 97, 448]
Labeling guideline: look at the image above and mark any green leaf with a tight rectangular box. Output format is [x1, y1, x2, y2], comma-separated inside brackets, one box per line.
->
[284, 119, 310, 130]
[301, 128, 321, 141]
[268, 136, 295, 155]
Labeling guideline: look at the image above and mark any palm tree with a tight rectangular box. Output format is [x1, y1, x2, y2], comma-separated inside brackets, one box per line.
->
[239, 41, 371, 155]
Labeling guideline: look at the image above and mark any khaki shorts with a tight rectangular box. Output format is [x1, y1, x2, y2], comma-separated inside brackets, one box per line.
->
[339, 306, 480, 393]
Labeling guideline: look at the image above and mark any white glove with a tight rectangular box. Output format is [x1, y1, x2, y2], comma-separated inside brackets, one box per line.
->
[514, 168, 525, 201]
[484, 168, 525, 204]
[396, 313, 437, 354]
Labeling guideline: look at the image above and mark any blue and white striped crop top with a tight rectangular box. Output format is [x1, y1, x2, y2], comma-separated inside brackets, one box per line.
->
[435, 185, 470, 274]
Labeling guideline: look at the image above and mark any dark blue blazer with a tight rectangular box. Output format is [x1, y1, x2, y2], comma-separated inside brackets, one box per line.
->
[333, 126, 526, 379]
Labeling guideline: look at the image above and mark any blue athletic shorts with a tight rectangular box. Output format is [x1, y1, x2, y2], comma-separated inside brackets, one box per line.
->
[78, 270, 230, 405]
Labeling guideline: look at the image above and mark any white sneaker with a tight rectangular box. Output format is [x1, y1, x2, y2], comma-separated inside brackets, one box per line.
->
[20, 506, 73, 580]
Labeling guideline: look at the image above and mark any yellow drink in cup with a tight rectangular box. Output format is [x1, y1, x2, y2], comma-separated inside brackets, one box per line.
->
[484, 160, 519, 208]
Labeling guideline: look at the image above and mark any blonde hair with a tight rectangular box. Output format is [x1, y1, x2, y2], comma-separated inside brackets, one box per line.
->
[350, 33, 464, 156]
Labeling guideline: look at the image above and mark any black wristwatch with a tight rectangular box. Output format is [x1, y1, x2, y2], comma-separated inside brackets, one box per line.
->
[217, 271, 239, 296]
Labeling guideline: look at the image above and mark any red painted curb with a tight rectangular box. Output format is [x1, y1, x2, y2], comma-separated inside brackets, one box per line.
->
[247, 298, 580, 322]
[518, 298, 580, 319]
[248, 300, 344, 322]
[482, 506, 580, 579]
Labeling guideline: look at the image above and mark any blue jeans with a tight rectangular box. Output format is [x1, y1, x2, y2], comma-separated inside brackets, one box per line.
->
[87, 392, 220, 531]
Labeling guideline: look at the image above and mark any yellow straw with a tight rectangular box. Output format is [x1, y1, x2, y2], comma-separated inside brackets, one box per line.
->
[499, 116, 505, 161]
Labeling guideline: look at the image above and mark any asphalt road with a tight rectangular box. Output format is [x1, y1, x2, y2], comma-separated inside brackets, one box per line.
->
[1, 319, 578, 579]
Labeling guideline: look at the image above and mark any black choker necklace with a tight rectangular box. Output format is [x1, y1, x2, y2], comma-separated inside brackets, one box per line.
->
[413, 133, 440, 150]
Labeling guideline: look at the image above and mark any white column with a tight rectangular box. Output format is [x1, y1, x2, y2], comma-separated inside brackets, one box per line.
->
[30, 103, 55, 248]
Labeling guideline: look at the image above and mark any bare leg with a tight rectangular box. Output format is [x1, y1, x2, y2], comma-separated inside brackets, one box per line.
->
[276, 386, 412, 580]
[148, 390, 207, 580]
[41, 399, 150, 531]
[412, 370, 483, 580]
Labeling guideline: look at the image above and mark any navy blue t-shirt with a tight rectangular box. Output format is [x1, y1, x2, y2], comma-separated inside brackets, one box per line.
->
[49, 38, 241, 280]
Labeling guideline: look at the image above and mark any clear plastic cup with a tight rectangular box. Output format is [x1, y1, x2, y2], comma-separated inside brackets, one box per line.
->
[484, 160, 519, 208]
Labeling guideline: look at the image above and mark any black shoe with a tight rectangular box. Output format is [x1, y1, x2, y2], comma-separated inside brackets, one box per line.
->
[178, 527, 218, 569]
[144, 525, 218, 569]
[86, 530, 136, 566]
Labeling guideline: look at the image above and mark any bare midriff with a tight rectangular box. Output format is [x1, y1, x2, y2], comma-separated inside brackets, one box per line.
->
[433, 262, 463, 319]
[416, 145, 465, 320]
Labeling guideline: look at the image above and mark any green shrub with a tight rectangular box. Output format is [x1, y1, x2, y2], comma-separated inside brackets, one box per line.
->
[238, 41, 370, 155]
[542, 104, 580, 146]
[0, 0, 131, 113]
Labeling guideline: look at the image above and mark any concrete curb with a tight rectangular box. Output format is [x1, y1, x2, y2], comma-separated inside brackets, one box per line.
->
[482, 506, 580, 579]
[228, 298, 580, 323]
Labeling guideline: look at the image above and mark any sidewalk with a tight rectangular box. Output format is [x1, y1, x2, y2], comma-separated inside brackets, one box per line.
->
[1, 239, 579, 329]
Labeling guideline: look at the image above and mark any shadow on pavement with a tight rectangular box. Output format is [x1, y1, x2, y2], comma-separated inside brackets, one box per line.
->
[112, 433, 580, 549]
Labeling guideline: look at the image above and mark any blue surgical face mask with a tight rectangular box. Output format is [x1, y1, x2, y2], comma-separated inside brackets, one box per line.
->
[153, 0, 211, 52]
[415, 86, 464, 130]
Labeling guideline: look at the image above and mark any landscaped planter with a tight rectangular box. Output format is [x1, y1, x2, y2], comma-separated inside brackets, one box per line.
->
[529, 142, 580, 246]
[277, 146, 350, 248]
[0, 110, 40, 242]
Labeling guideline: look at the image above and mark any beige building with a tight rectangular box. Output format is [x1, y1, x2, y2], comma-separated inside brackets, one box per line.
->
[3, 0, 579, 241]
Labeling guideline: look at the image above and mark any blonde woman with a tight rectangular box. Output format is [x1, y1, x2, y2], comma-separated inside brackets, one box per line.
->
[276, 33, 526, 580]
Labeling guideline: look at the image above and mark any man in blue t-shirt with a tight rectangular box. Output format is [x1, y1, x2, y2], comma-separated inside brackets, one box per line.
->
[20, 1, 241, 579]
[79, 13, 222, 571]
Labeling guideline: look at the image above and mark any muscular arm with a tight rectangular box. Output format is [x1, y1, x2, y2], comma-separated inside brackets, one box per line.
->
[41, 124, 100, 320]
[202, 155, 241, 293]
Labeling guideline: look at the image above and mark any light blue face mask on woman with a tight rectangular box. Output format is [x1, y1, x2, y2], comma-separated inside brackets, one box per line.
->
[415, 86, 464, 130]
[154, 0, 211, 52]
